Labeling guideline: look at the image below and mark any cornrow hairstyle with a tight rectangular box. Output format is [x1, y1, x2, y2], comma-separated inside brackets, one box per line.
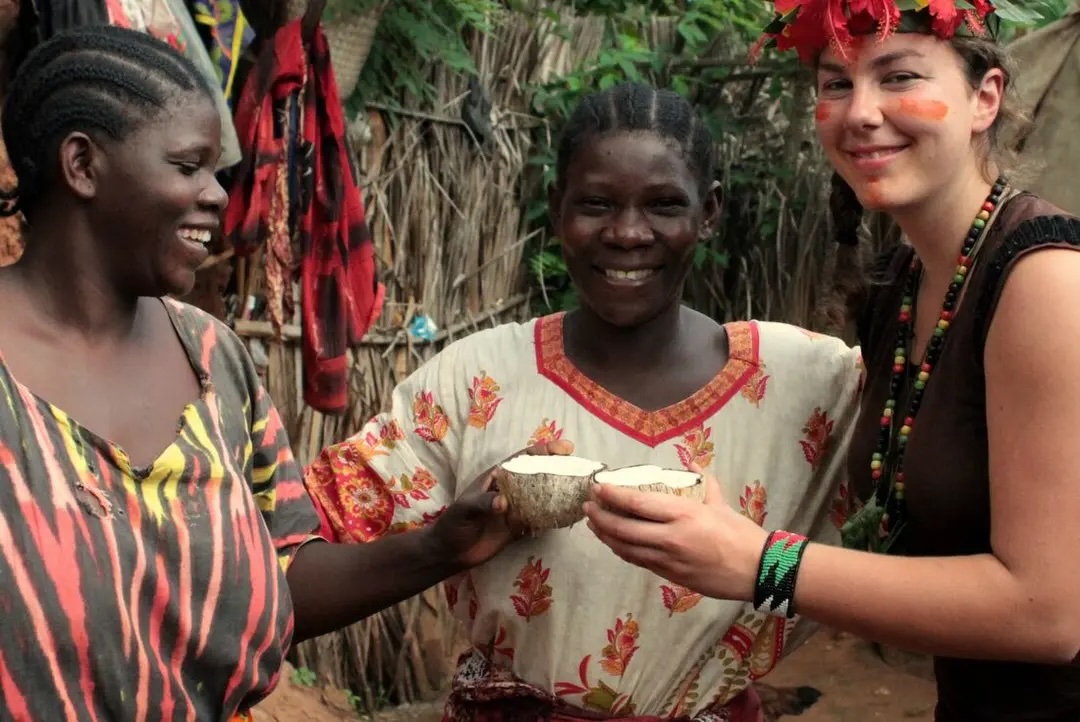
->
[555, 81, 716, 197]
[0, 25, 213, 220]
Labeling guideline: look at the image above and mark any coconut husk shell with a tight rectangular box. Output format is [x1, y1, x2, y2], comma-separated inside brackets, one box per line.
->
[620, 477, 706, 503]
[495, 461, 606, 532]
[594, 466, 706, 504]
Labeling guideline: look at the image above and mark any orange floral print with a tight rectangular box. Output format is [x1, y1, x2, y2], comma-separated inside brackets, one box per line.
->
[829, 480, 862, 530]
[740, 364, 770, 408]
[326, 441, 366, 472]
[599, 614, 640, 676]
[528, 418, 564, 447]
[555, 657, 636, 715]
[386, 467, 438, 509]
[380, 420, 406, 446]
[661, 584, 704, 616]
[799, 407, 834, 470]
[748, 616, 788, 680]
[346, 421, 408, 462]
[467, 372, 503, 429]
[739, 481, 768, 526]
[388, 506, 446, 535]
[675, 425, 714, 469]
[333, 467, 394, 542]
[510, 556, 554, 621]
[413, 391, 450, 442]
[554, 615, 640, 715]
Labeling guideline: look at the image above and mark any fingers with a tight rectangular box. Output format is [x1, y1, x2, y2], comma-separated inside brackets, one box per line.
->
[477, 469, 498, 493]
[522, 439, 575, 456]
[462, 472, 508, 515]
[464, 488, 507, 516]
[587, 519, 667, 570]
[702, 473, 725, 506]
[589, 482, 687, 523]
[582, 500, 669, 549]
[688, 465, 726, 508]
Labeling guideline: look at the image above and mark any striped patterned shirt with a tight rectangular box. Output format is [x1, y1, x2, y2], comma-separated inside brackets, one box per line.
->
[0, 299, 321, 721]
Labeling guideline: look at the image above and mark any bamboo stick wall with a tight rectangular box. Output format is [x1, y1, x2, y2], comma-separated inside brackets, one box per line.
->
[212, 9, 610, 707]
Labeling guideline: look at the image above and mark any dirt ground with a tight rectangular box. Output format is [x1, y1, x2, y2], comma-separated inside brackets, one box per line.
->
[253, 629, 938, 722]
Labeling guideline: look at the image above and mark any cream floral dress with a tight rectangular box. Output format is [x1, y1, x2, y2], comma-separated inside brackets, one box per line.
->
[305, 313, 864, 718]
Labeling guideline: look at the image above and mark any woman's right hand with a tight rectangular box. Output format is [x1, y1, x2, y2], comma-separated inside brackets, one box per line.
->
[429, 439, 575, 570]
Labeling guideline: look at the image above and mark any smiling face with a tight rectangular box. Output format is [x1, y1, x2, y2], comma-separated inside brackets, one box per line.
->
[814, 32, 1004, 212]
[550, 130, 718, 328]
[73, 90, 228, 297]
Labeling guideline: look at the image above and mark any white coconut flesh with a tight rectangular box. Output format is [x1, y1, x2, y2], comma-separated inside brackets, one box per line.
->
[594, 465, 705, 501]
[595, 465, 698, 487]
[499, 455, 605, 477]
[496, 455, 606, 532]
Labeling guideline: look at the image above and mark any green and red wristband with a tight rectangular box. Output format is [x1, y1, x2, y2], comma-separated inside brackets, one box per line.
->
[753, 530, 809, 619]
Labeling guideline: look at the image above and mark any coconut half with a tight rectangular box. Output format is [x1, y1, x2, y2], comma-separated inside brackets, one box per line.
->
[594, 465, 705, 502]
[496, 455, 606, 532]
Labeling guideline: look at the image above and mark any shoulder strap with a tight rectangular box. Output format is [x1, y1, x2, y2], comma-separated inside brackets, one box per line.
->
[973, 214, 1080, 353]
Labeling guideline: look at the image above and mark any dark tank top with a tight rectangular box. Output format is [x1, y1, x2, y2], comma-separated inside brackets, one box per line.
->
[847, 193, 1080, 721]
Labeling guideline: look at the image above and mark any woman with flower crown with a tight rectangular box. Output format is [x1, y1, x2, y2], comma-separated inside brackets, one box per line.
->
[585, 1, 1080, 719]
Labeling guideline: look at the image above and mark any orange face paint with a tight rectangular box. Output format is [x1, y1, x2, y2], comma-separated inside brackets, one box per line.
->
[864, 179, 885, 207]
[893, 98, 949, 122]
[814, 103, 832, 122]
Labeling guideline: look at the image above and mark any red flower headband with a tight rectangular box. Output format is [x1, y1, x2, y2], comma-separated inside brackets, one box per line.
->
[753, 0, 1006, 64]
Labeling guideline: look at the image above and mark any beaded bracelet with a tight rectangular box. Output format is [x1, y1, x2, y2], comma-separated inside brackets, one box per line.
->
[753, 530, 809, 619]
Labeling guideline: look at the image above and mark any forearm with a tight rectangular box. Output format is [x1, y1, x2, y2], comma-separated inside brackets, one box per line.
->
[286, 528, 462, 643]
[792, 543, 1076, 664]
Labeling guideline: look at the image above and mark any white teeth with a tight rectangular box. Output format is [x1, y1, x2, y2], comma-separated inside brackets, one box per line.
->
[854, 149, 901, 159]
[178, 228, 212, 244]
[604, 269, 656, 281]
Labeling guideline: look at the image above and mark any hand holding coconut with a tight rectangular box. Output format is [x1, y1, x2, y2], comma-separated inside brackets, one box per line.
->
[584, 469, 770, 603]
[431, 439, 576, 568]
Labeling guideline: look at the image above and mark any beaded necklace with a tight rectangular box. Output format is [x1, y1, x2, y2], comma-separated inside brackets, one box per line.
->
[841, 175, 1009, 555]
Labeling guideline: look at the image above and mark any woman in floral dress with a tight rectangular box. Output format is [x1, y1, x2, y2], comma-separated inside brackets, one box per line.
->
[305, 81, 864, 722]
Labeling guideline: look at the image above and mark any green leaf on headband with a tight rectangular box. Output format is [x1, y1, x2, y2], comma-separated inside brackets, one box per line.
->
[895, 0, 919, 10]
[992, 0, 1045, 24]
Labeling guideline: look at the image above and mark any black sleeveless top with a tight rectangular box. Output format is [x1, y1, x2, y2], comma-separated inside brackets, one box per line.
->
[848, 193, 1080, 721]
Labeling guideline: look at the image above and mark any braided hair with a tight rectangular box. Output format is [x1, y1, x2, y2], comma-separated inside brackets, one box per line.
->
[0, 25, 213, 220]
[556, 82, 716, 197]
[814, 172, 868, 335]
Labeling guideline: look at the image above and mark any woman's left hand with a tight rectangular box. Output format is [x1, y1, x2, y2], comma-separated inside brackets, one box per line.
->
[583, 470, 770, 602]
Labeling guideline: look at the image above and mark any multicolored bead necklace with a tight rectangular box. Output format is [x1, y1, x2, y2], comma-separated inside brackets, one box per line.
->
[845, 175, 1009, 554]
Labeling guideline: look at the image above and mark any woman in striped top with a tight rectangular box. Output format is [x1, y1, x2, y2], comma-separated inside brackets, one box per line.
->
[0, 25, 521, 722]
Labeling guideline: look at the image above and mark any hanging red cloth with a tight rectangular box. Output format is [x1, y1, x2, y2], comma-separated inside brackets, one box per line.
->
[225, 17, 384, 415]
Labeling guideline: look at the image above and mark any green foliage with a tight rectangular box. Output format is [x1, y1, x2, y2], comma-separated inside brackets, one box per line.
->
[996, 0, 1072, 40]
[290, 666, 318, 688]
[339, 0, 504, 105]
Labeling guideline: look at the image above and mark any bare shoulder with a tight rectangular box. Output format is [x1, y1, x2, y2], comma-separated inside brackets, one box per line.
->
[987, 247, 1080, 355]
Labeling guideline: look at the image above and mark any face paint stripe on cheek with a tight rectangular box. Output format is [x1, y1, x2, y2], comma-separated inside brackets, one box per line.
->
[814, 102, 832, 122]
[892, 98, 949, 122]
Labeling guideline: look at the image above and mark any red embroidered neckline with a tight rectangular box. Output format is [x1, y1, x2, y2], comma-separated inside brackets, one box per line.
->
[534, 313, 760, 447]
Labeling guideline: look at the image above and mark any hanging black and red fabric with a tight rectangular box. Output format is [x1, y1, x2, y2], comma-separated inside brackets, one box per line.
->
[225, 17, 384, 415]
